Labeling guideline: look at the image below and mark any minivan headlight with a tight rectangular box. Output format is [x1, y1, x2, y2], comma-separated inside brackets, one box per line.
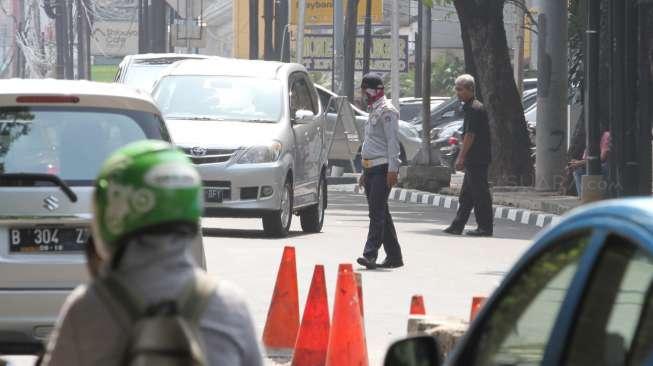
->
[237, 141, 282, 164]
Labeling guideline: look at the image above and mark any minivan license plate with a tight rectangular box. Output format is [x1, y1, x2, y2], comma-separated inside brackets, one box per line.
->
[9, 227, 89, 253]
[204, 189, 223, 203]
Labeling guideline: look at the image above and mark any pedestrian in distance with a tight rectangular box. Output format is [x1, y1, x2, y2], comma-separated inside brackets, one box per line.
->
[43, 140, 263, 366]
[356, 73, 404, 270]
[443, 74, 494, 237]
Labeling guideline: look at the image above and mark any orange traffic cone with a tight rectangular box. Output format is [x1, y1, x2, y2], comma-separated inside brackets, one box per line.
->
[470, 296, 487, 321]
[409, 295, 426, 315]
[355, 271, 364, 318]
[263, 246, 300, 356]
[325, 264, 368, 366]
[291, 265, 330, 366]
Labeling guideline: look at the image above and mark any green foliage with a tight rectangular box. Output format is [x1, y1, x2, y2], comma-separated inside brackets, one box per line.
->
[91, 65, 118, 83]
[430, 55, 464, 96]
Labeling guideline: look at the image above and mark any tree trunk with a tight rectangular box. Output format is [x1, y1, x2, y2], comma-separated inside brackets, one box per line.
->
[454, 0, 533, 186]
[343, 0, 359, 102]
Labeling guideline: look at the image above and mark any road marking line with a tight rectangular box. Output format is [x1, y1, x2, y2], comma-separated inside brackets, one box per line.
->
[521, 211, 531, 224]
[536, 215, 546, 227]
[399, 190, 408, 201]
[507, 209, 517, 221]
[444, 197, 453, 208]
[411, 193, 419, 203]
[494, 207, 504, 219]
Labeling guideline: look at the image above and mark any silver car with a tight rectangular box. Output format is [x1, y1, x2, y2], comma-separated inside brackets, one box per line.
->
[152, 58, 330, 237]
[0, 79, 205, 354]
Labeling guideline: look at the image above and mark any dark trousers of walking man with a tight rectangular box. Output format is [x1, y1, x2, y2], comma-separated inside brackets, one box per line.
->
[362, 164, 402, 266]
[449, 164, 493, 233]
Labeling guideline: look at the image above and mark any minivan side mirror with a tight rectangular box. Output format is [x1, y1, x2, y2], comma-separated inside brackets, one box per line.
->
[383, 336, 442, 366]
[294, 109, 316, 124]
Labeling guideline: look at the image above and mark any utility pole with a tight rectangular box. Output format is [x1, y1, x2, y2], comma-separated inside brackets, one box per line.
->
[296, 0, 305, 64]
[333, 0, 344, 94]
[77, 0, 87, 79]
[420, 1, 431, 165]
[414, 0, 422, 98]
[138, 0, 145, 52]
[513, 0, 525, 94]
[12, 0, 25, 78]
[343, 0, 359, 102]
[581, 0, 601, 200]
[263, 0, 274, 60]
[275, 0, 289, 62]
[66, 0, 74, 79]
[535, 0, 567, 192]
[249, 0, 259, 59]
[362, 0, 372, 75]
[390, 0, 400, 108]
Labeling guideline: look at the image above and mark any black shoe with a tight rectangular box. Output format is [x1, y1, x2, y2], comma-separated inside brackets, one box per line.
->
[466, 229, 493, 237]
[357, 256, 378, 269]
[378, 258, 404, 269]
[443, 226, 463, 235]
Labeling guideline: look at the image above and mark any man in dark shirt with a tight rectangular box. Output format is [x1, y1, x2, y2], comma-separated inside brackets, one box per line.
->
[443, 74, 493, 237]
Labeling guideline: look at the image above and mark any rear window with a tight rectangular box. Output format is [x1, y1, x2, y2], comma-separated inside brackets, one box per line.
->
[0, 106, 169, 185]
[123, 65, 167, 90]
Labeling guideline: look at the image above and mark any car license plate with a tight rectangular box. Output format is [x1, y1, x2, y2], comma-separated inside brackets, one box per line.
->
[204, 188, 223, 203]
[9, 227, 89, 253]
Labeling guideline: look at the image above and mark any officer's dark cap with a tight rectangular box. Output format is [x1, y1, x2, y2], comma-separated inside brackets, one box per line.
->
[361, 73, 384, 89]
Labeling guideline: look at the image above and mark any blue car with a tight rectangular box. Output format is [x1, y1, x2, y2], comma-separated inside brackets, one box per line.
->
[385, 198, 653, 366]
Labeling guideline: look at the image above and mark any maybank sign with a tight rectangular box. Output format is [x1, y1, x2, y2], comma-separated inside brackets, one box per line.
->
[291, 0, 383, 25]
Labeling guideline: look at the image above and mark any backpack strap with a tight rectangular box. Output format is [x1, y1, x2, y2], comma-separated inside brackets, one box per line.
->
[178, 270, 217, 325]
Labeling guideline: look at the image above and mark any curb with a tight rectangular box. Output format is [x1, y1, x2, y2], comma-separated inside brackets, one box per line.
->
[328, 184, 562, 228]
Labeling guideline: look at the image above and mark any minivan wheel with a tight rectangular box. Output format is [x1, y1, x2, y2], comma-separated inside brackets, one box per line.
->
[300, 175, 326, 233]
[263, 179, 293, 237]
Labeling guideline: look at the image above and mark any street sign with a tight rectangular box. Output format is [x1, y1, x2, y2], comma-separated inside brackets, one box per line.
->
[302, 34, 408, 72]
[290, 0, 383, 25]
[91, 21, 138, 57]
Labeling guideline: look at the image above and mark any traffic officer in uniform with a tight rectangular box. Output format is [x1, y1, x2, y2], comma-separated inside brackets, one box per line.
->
[356, 73, 404, 270]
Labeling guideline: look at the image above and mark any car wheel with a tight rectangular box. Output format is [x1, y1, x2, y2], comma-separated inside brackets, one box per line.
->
[300, 174, 326, 233]
[263, 178, 293, 238]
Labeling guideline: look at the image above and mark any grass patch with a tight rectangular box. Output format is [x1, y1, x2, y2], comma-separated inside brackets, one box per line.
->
[91, 65, 118, 83]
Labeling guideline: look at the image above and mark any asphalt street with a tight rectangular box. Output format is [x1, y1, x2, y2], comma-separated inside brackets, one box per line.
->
[201, 190, 544, 365]
[2, 190, 544, 366]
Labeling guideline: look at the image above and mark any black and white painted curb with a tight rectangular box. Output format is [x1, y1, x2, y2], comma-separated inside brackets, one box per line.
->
[328, 184, 562, 228]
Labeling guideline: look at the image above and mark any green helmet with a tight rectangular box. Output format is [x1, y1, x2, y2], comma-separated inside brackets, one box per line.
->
[92, 140, 202, 259]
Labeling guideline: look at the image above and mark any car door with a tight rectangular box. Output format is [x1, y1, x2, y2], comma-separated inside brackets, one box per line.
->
[449, 217, 653, 366]
[289, 72, 319, 205]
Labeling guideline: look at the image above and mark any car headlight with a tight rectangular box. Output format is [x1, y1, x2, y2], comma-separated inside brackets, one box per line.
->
[237, 141, 282, 164]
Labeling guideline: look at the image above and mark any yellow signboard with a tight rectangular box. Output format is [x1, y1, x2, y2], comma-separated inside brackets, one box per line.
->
[291, 0, 383, 25]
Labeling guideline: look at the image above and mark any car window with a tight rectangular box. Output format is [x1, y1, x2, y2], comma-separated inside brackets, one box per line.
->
[153, 75, 283, 122]
[0, 106, 166, 185]
[565, 235, 653, 365]
[290, 75, 317, 117]
[472, 234, 591, 365]
[317, 88, 337, 114]
[123, 65, 167, 90]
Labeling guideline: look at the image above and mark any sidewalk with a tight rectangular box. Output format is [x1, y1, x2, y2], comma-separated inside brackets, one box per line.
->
[328, 172, 585, 229]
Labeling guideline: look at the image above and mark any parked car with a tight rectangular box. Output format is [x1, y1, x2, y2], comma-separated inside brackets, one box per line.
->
[314, 85, 422, 171]
[399, 96, 449, 122]
[152, 58, 329, 237]
[385, 198, 653, 365]
[411, 96, 464, 136]
[0, 79, 205, 354]
[114, 53, 211, 91]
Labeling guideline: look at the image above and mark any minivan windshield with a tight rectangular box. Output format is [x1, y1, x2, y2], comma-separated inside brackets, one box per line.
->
[153, 75, 283, 123]
[123, 65, 168, 91]
[0, 107, 167, 185]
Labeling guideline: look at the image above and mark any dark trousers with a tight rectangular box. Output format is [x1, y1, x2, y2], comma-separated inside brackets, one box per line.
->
[450, 164, 493, 232]
[363, 164, 403, 261]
